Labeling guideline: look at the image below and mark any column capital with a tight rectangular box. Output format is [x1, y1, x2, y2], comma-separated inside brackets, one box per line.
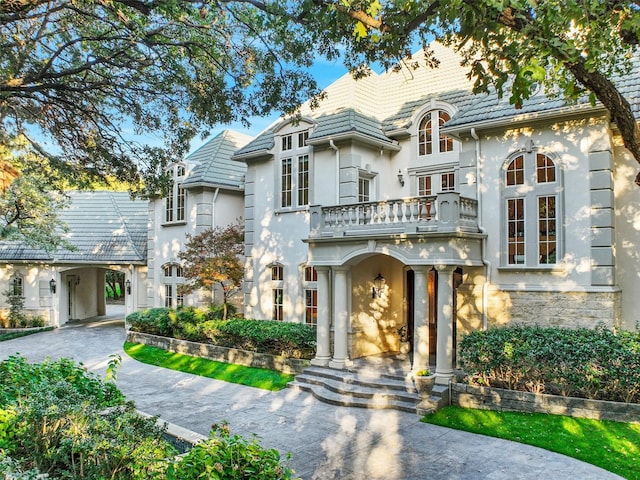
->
[409, 265, 432, 274]
[433, 264, 456, 273]
[313, 265, 331, 273]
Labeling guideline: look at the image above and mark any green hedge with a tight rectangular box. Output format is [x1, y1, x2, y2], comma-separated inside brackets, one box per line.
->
[459, 324, 640, 403]
[127, 308, 316, 359]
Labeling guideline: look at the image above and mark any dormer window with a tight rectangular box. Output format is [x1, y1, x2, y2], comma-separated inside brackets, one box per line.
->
[418, 110, 453, 156]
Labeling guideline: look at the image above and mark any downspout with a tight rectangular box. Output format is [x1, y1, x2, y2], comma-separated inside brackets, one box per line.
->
[471, 127, 489, 330]
[211, 187, 220, 304]
[329, 139, 340, 204]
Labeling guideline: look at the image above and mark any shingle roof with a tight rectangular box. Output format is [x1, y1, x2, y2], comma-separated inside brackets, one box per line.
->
[232, 130, 275, 158]
[445, 55, 640, 131]
[183, 130, 251, 189]
[0, 191, 148, 264]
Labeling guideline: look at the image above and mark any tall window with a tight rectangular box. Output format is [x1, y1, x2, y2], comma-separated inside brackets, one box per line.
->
[165, 164, 186, 223]
[418, 110, 453, 156]
[303, 266, 317, 327]
[504, 152, 560, 266]
[279, 128, 310, 209]
[358, 177, 370, 202]
[163, 263, 184, 307]
[271, 264, 284, 321]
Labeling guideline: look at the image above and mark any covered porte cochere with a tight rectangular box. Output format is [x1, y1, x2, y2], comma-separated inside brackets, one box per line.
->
[306, 193, 485, 384]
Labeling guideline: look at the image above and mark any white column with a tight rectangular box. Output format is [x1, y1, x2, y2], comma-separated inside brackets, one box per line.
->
[411, 266, 430, 373]
[329, 266, 350, 369]
[311, 266, 331, 366]
[435, 265, 455, 383]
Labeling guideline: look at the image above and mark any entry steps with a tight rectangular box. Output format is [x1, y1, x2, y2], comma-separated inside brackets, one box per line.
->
[288, 365, 449, 415]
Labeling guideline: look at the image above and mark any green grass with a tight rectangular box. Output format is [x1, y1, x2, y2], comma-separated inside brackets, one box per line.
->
[0, 326, 54, 342]
[423, 406, 640, 479]
[124, 342, 295, 391]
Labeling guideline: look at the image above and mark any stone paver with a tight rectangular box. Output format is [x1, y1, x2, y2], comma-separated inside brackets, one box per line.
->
[0, 312, 623, 480]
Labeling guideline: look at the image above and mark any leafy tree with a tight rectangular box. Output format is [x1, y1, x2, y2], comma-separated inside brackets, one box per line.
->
[0, 137, 71, 251]
[0, 0, 323, 198]
[178, 223, 244, 320]
[105, 271, 125, 300]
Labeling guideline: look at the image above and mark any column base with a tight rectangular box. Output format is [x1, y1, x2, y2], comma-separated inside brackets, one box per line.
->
[310, 356, 331, 367]
[435, 372, 454, 385]
[328, 358, 353, 370]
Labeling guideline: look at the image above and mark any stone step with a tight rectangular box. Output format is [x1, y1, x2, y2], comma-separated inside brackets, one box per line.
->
[289, 364, 422, 414]
[299, 365, 415, 393]
[289, 380, 421, 414]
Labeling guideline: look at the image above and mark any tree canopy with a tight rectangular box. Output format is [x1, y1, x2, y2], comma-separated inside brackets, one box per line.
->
[1, 0, 639, 195]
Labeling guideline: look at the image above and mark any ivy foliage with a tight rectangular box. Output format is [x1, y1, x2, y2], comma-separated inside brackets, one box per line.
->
[459, 324, 640, 403]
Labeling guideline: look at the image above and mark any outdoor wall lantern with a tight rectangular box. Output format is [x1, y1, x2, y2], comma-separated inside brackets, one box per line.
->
[397, 169, 405, 186]
[372, 273, 386, 299]
[49, 278, 56, 294]
[125, 279, 131, 295]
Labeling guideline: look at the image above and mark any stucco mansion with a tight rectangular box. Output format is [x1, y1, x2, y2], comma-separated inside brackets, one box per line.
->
[2, 43, 639, 381]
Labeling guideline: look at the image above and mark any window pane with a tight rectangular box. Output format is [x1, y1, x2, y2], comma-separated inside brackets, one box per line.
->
[175, 266, 184, 277]
[165, 190, 174, 222]
[506, 155, 524, 186]
[281, 135, 292, 151]
[538, 196, 557, 264]
[281, 158, 292, 207]
[176, 186, 185, 221]
[273, 288, 283, 321]
[417, 175, 432, 196]
[507, 198, 525, 264]
[298, 155, 309, 206]
[12, 277, 23, 296]
[165, 285, 173, 308]
[358, 177, 370, 202]
[305, 289, 318, 326]
[271, 265, 283, 281]
[164, 265, 172, 277]
[418, 114, 432, 156]
[298, 131, 309, 147]
[305, 266, 317, 282]
[441, 172, 455, 192]
[536, 154, 556, 183]
[438, 111, 453, 152]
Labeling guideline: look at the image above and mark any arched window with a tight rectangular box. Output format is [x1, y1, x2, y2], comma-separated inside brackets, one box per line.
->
[162, 263, 184, 307]
[504, 151, 561, 266]
[418, 110, 453, 156]
[165, 163, 186, 224]
[302, 266, 317, 326]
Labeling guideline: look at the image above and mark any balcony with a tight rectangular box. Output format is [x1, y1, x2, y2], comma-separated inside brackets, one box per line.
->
[309, 192, 479, 239]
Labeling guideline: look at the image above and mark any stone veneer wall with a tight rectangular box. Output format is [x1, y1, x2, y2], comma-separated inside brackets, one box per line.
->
[451, 383, 640, 424]
[126, 331, 309, 374]
[486, 289, 621, 329]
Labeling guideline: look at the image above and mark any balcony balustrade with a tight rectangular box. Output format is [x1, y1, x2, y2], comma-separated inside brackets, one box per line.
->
[309, 192, 478, 238]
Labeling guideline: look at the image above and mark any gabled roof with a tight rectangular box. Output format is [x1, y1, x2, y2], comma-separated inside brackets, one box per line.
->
[182, 130, 251, 189]
[0, 191, 148, 264]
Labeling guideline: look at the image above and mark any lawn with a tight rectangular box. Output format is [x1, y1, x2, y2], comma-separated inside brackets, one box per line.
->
[0, 327, 54, 342]
[124, 341, 295, 391]
[423, 406, 640, 479]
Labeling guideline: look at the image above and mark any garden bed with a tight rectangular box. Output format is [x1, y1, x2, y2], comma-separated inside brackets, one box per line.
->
[126, 331, 310, 375]
[451, 383, 640, 424]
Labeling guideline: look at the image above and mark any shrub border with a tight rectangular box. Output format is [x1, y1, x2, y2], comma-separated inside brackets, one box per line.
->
[451, 383, 640, 424]
[126, 331, 309, 374]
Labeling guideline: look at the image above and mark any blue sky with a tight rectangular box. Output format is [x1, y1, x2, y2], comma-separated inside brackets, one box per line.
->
[187, 56, 351, 154]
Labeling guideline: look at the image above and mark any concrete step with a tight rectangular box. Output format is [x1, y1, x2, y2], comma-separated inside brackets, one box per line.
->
[289, 365, 422, 414]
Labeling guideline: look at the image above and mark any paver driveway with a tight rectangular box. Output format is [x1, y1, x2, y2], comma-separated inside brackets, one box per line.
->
[0, 314, 623, 480]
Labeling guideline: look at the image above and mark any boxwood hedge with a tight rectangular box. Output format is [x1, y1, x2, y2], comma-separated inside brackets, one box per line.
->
[459, 324, 640, 403]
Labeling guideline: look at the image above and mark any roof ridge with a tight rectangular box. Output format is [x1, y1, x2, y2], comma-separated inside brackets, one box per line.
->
[107, 191, 145, 260]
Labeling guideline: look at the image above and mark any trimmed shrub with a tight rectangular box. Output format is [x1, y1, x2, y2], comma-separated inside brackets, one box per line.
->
[127, 309, 317, 359]
[459, 324, 640, 403]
